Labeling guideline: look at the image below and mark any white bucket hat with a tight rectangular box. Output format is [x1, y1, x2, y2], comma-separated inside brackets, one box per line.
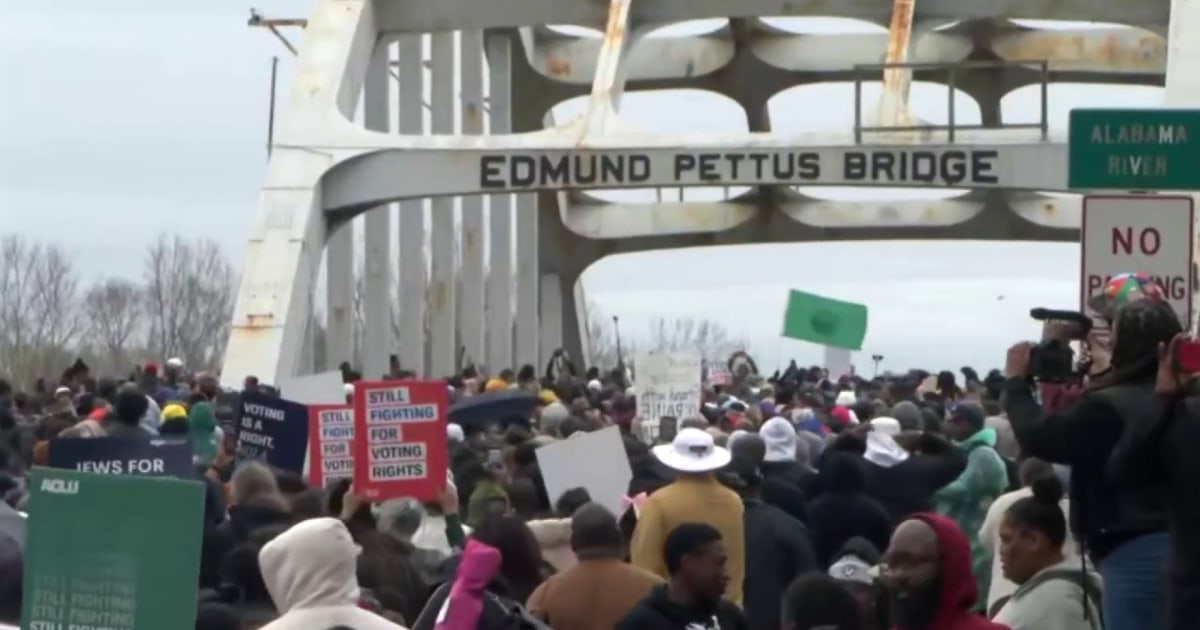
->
[652, 428, 732, 473]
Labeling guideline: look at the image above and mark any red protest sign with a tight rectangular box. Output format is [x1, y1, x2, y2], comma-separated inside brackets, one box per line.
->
[307, 404, 355, 488]
[352, 380, 448, 502]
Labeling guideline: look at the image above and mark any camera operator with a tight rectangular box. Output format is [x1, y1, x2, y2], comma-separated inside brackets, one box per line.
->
[1001, 280, 1179, 630]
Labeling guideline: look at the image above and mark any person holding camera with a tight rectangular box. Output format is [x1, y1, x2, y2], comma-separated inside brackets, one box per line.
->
[1001, 277, 1179, 630]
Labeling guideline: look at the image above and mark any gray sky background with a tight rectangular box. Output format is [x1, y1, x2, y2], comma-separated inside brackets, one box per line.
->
[0, 3, 1162, 372]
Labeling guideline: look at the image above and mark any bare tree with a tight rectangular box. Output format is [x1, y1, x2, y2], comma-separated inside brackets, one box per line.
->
[142, 234, 235, 372]
[82, 278, 144, 373]
[645, 316, 749, 363]
[0, 235, 82, 385]
[585, 301, 624, 369]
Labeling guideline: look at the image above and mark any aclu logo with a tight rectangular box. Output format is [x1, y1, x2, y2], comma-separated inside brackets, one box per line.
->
[40, 478, 79, 495]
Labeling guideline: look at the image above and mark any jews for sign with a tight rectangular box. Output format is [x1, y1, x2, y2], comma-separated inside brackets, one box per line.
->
[48, 437, 194, 478]
[635, 353, 702, 443]
[352, 380, 448, 501]
[1080, 195, 1195, 326]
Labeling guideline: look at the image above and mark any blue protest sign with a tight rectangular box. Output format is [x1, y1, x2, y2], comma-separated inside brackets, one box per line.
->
[49, 436, 195, 478]
[236, 390, 309, 472]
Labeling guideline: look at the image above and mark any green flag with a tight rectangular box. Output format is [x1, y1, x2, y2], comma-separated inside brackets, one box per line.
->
[22, 468, 204, 630]
[781, 290, 869, 350]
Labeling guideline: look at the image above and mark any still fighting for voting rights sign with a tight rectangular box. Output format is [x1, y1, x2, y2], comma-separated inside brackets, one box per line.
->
[236, 390, 310, 473]
[22, 468, 204, 630]
[353, 380, 448, 502]
[1080, 195, 1195, 327]
[308, 404, 355, 488]
[49, 436, 194, 478]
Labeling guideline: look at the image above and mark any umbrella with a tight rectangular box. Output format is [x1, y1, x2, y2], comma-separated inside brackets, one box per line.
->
[448, 389, 539, 431]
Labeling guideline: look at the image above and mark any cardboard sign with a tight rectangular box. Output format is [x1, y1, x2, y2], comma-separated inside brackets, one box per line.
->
[535, 426, 632, 518]
[22, 468, 204, 629]
[352, 380, 448, 501]
[49, 436, 195, 478]
[1081, 195, 1194, 326]
[307, 404, 354, 487]
[635, 352, 702, 443]
[236, 390, 310, 473]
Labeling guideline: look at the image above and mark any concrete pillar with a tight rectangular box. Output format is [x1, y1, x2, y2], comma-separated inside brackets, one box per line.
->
[514, 192, 539, 369]
[429, 32, 459, 378]
[362, 41, 393, 379]
[1165, 0, 1200, 333]
[325, 219, 353, 369]
[485, 34, 514, 371]
[459, 31, 486, 368]
[539, 272, 563, 365]
[396, 35, 427, 376]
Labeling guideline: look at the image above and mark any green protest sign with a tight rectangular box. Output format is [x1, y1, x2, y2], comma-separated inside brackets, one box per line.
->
[21, 468, 205, 630]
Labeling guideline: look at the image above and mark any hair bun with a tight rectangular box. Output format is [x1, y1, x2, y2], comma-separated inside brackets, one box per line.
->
[1030, 474, 1064, 505]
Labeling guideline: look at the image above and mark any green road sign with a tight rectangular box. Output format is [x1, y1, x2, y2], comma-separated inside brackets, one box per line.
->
[1068, 109, 1200, 191]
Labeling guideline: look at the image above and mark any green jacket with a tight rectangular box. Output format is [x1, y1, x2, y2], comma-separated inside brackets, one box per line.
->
[934, 427, 1009, 607]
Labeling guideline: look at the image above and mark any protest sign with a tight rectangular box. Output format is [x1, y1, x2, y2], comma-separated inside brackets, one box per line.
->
[635, 352, 702, 443]
[277, 370, 347, 405]
[49, 436, 194, 478]
[353, 380, 448, 502]
[236, 390, 309, 473]
[22, 468, 204, 630]
[307, 404, 354, 487]
[535, 426, 632, 517]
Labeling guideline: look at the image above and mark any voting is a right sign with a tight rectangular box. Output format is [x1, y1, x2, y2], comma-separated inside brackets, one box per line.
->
[1081, 195, 1195, 326]
[352, 380, 448, 502]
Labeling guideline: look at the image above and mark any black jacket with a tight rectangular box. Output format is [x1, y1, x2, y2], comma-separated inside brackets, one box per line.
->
[617, 584, 750, 630]
[854, 433, 965, 525]
[1113, 385, 1200, 630]
[807, 453, 893, 568]
[741, 498, 819, 630]
[1002, 377, 1166, 561]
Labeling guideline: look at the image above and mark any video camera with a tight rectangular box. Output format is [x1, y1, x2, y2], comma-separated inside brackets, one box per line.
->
[1028, 308, 1094, 383]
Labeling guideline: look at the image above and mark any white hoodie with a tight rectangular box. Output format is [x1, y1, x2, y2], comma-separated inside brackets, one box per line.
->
[257, 517, 409, 630]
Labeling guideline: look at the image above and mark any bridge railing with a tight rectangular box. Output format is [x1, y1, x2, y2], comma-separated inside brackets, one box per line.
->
[852, 59, 1051, 144]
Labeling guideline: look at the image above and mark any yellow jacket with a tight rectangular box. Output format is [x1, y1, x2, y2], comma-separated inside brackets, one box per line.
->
[629, 474, 745, 606]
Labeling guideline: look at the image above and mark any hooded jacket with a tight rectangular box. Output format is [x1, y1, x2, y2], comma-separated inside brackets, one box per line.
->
[899, 513, 1008, 630]
[808, 452, 892, 568]
[526, 517, 576, 572]
[616, 584, 750, 630]
[411, 540, 533, 630]
[741, 498, 818, 630]
[856, 432, 966, 526]
[257, 517, 408, 630]
[934, 427, 1009, 603]
[991, 558, 1103, 630]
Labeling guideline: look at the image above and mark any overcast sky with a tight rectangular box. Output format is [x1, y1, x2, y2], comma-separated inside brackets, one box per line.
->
[0, 3, 1163, 373]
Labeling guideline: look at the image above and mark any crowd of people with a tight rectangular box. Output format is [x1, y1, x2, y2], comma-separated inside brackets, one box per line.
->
[0, 272, 1198, 630]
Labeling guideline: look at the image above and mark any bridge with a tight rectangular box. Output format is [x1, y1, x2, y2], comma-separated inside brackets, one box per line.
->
[219, 0, 1200, 387]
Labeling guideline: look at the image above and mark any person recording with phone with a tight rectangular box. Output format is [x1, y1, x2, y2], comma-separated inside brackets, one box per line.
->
[1106, 332, 1200, 630]
[1001, 274, 1178, 630]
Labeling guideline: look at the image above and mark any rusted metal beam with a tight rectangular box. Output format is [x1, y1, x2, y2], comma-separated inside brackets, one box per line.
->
[247, 9, 307, 56]
[876, 0, 917, 127]
[991, 28, 1166, 75]
[581, 0, 635, 139]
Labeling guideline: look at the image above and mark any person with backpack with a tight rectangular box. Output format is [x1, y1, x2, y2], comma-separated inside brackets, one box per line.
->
[990, 474, 1103, 628]
[933, 402, 1011, 611]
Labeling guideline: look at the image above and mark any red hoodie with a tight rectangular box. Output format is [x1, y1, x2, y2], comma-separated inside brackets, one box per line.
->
[895, 513, 1011, 630]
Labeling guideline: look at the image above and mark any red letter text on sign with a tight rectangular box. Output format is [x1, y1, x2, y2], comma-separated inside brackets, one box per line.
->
[1111, 227, 1161, 256]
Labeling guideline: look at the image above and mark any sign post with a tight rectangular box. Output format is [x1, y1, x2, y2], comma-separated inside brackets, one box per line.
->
[1080, 195, 1194, 327]
[1068, 109, 1200, 191]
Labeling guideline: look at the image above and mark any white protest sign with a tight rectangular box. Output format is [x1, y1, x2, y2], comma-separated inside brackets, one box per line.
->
[1081, 195, 1194, 327]
[823, 346, 853, 378]
[276, 370, 347, 405]
[635, 352, 702, 443]
[534, 426, 632, 518]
